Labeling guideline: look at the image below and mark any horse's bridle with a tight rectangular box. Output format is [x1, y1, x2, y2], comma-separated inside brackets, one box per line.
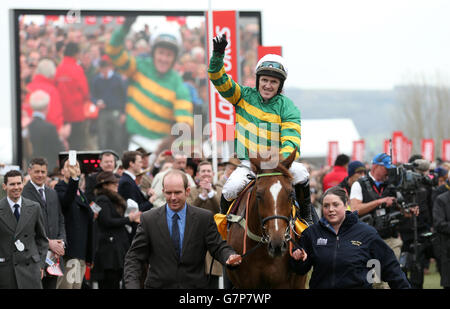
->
[254, 172, 294, 244]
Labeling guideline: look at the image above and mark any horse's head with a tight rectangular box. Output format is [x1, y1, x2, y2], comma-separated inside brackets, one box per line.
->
[249, 147, 297, 258]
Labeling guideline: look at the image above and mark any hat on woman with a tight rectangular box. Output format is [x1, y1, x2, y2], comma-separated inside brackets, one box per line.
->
[95, 171, 119, 188]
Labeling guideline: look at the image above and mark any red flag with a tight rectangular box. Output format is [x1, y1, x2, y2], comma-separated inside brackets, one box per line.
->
[327, 141, 339, 166]
[166, 16, 187, 26]
[402, 135, 409, 163]
[352, 140, 365, 161]
[392, 131, 404, 164]
[102, 16, 114, 24]
[258, 46, 282, 58]
[406, 139, 413, 162]
[383, 139, 390, 155]
[84, 16, 97, 25]
[45, 15, 60, 24]
[116, 16, 125, 25]
[421, 139, 435, 162]
[442, 139, 450, 162]
[206, 11, 238, 141]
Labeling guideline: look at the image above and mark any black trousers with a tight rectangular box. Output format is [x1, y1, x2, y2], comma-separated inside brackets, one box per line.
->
[97, 269, 123, 289]
[42, 275, 58, 289]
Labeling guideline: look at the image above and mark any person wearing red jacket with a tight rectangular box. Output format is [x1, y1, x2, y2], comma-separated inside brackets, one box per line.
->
[25, 59, 63, 131]
[25, 59, 70, 150]
[322, 154, 350, 192]
[55, 42, 90, 150]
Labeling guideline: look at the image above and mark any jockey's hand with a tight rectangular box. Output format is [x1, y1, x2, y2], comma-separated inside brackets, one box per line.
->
[213, 34, 228, 55]
[292, 248, 307, 261]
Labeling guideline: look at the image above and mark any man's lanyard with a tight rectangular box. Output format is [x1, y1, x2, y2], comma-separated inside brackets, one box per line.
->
[372, 184, 384, 196]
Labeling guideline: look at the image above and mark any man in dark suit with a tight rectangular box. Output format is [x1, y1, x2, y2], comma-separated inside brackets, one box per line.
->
[26, 90, 65, 172]
[0, 170, 48, 289]
[119, 151, 153, 243]
[22, 157, 66, 289]
[118, 151, 153, 212]
[123, 170, 241, 289]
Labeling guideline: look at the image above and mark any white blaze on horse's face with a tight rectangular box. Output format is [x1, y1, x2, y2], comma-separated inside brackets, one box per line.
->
[269, 180, 283, 231]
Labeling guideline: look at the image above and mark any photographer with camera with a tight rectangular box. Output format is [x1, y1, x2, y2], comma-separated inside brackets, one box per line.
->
[396, 155, 434, 289]
[350, 153, 418, 289]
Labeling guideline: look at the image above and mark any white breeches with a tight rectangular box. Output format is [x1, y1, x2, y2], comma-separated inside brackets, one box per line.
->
[222, 160, 310, 201]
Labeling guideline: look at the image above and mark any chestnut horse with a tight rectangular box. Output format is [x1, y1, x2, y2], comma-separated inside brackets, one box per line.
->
[226, 149, 307, 288]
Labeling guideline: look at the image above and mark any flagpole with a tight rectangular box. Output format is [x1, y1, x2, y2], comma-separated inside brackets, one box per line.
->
[208, 0, 219, 184]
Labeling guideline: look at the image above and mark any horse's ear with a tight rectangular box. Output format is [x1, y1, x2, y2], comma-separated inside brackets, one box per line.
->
[249, 151, 262, 173]
[281, 146, 297, 170]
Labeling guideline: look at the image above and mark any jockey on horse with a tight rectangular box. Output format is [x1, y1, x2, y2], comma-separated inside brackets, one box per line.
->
[208, 34, 314, 226]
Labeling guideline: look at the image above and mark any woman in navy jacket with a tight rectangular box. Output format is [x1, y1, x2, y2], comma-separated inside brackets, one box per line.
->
[290, 186, 410, 289]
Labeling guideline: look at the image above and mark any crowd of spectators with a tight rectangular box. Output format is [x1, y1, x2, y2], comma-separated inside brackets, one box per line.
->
[18, 14, 260, 172]
[10, 13, 450, 290]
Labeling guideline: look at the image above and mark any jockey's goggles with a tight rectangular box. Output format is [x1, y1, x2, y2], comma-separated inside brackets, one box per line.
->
[258, 61, 285, 71]
[256, 61, 287, 80]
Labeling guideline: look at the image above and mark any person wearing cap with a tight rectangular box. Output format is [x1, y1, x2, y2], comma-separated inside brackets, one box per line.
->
[349, 153, 397, 217]
[208, 34, 314, 225]
[91, 171, 141, 289]
[338, 160, 366, 197]
[431, 163, 450, 207]
[91, 54, 128, 155]
[435, 166, 449, 187]
[105, 16, 193, 153]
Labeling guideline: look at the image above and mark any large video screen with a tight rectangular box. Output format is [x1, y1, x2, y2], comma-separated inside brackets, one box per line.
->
[13, 10, 261, 172]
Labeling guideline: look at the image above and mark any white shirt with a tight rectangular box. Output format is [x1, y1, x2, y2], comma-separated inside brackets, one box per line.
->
[349, 172, 378, 201]
[7, 196, 22, 215]
[123, 170, 136, 181]
[198, 189, 216, 201]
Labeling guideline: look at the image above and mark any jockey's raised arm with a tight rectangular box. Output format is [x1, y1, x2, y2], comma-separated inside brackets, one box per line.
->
[208, 34, 314, 225]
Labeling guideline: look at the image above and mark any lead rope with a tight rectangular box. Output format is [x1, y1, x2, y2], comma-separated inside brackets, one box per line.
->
[289, 207, 297, 258]
[242, 189, 251, 256]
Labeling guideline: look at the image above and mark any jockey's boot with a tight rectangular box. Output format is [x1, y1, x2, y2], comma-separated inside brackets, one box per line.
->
[294, 181, 314, 226]
[220, 194, 233, 215]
